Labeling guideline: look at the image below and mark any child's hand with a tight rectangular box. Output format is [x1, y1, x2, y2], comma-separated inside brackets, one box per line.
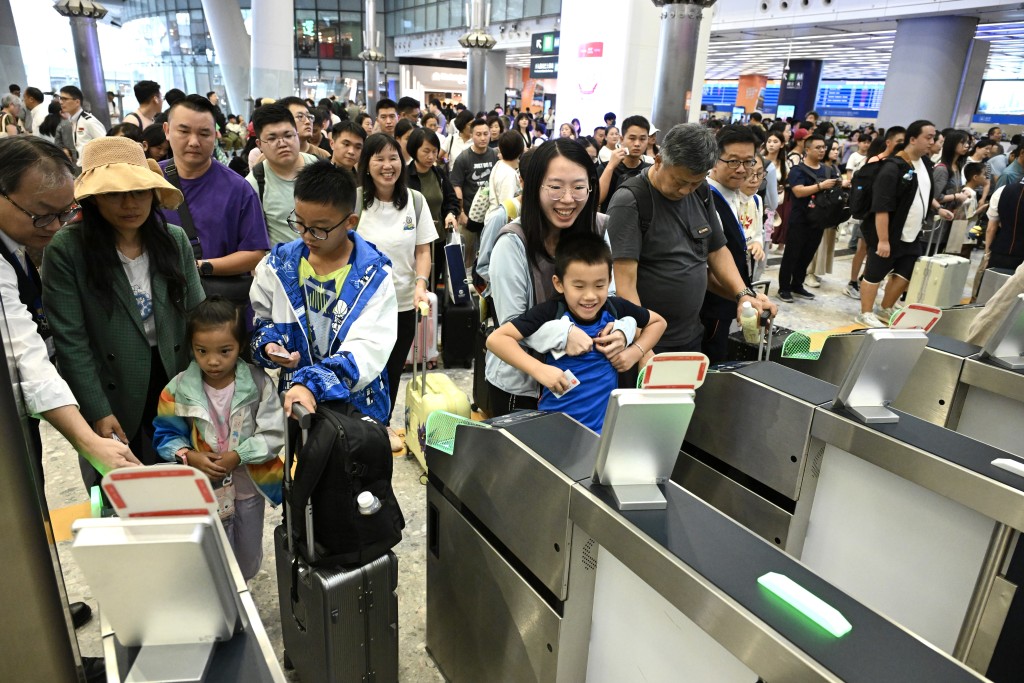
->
[610, 344, 643, 372]
[537, 366, 570, 395]
[565, 325, 594, 356]
[189, 450, 229, 481]
[265, 342, 300, 369]
[217, 451, 241, 472]
[594, 323, 627, 359]
[285, 384, 317, 418]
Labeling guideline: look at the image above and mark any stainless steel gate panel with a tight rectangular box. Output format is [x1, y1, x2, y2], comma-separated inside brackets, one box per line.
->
[426, 412, 599, 599]
[779, 333, 975, 426]
[426, 485, 562, 683]
[684, 370, 816, 500]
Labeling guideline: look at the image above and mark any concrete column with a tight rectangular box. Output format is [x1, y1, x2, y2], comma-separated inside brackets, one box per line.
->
[54, 0, 110, 130]
[0, 0, 27, 95]
[484, 50, 507, 114]
[651, 0, 715, 135]
[359, 0, 384, 111]
[686, 5, 714, 123]
[876, 15, 978, 130]
[952, 39, 990, 130]
[459, 0, 496, 114]
[201, 0, 250, 117]
[250, 0, 295, 100]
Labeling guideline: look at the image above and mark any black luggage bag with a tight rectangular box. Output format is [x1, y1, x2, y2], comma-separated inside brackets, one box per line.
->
[441, 293, 477, 369]
[275, 402, 400, 683]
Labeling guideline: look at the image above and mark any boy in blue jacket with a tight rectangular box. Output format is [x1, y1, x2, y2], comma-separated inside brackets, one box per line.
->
[249, 161, 397, 423]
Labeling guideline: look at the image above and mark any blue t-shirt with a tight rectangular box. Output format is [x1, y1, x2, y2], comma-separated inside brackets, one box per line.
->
[511, 296, 651, 433]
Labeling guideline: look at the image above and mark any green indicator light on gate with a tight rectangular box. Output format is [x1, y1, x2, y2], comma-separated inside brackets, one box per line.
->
[758, 572, 852, 638]
[90, 485, 103, 518]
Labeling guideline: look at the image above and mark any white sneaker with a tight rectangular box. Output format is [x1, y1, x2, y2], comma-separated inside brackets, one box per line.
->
[387, 426, 404, 453]
[874, 305, 896, 324]
[854, 312, 886, 328]
[804, 275, 821, 288]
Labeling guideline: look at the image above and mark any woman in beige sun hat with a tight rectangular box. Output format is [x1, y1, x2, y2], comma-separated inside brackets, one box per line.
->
[41, 135, 205, 486]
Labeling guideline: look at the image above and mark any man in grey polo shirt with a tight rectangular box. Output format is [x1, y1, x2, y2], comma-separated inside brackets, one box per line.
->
[607, 123, 776, 353]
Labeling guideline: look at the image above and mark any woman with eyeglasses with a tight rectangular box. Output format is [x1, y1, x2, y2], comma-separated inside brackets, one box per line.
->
[42, 136, 204, 484]
[485, 139, 633, 416]
[740, 154, 768, 282]
[355, 133, 437, 451]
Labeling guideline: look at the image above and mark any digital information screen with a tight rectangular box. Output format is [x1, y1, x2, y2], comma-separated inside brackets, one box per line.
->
[974, 81, 1024, 125]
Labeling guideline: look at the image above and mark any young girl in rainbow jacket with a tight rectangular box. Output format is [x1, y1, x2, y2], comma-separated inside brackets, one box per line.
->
[153, 296, 285, 581]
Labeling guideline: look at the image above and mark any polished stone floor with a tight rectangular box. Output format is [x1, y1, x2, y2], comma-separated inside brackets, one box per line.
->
[43, 244, 987, 681]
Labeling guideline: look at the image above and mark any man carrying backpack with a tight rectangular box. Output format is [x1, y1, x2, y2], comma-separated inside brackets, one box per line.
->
[855, 120, 954, 328]
[776, 134, 843, 303]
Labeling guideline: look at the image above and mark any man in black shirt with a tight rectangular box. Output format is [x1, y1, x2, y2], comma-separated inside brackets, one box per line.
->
[598, 114, 652, 212]
[450, 117, 498, 266]
[776, 134, 838, 302]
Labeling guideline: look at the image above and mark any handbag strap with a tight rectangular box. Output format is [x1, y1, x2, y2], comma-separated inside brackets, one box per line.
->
[164, 162, 203, 260]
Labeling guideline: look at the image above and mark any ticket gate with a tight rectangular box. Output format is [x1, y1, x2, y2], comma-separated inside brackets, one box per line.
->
[425, 403, 990, 682]
[674, 355, 1024, 680]
[777, 331, 980, 426]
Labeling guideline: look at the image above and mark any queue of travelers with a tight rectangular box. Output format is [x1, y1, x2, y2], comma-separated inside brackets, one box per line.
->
[3, 79, 1022, 609]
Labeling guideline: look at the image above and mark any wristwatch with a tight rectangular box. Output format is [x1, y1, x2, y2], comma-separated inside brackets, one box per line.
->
[199, 260, 214, 276]
[734, 287, 756, 302]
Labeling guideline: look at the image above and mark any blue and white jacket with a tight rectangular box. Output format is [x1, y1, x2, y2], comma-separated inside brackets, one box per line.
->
[249, 234, 397, 424]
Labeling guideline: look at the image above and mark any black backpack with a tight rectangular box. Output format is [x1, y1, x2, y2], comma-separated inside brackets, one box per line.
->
[290, 401, 405, 567]
[800, 164, 851, 228]
[848, 159, 888, 220]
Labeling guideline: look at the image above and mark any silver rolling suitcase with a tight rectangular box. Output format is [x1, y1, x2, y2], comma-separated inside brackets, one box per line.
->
[906, 254, 970, 308]
[275, 403, 399, 683]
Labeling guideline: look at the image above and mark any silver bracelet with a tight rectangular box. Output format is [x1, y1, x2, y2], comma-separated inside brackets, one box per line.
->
[415, 275, 429, 286]
[633, 342, 647, 356]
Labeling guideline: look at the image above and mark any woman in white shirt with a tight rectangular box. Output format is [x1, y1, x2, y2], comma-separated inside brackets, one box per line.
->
[597, 126, 620, 164]
[356, 133, 438, 450]
[486, 131, 525, 218]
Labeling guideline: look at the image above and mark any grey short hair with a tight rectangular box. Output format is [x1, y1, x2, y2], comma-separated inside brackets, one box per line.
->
[1, 94, 21, 109]
[0, 137, 75, 195]
[659, 123, 719, 174]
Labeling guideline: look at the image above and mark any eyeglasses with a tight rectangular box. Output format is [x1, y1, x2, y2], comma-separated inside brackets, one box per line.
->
[260, 132, 298, 146]
[292, 113, 313, 122]
[287, 211, 354, 240]
[748, 172, 766, 181]
[541, 184, 591, 202]
[717, 158, 758, 170]
[1, 192, 80, 228]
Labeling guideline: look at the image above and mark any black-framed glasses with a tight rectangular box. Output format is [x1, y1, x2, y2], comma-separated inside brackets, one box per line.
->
[260, 131, 298, 145]
[287, 211, 354, 240]
[717, 158, 758, 170]
[1, 192, 80, 228]
[748, 172, 766, 181]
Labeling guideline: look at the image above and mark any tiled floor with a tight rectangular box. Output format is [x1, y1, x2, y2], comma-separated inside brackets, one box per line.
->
[43, 246, 987, 681]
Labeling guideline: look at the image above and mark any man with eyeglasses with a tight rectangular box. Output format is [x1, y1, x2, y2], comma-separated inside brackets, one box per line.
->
[160, 95, 269, 302]
[277, 97, 331, 161]
[246, 104, 321, 246]
[776, 133, 840, 303]
[0, 137, 140, 670]
[59, 85, 105, 166]
[607, 123, 776, 354]
[701, 124, 764, 362]
[250, 161, 396, 421]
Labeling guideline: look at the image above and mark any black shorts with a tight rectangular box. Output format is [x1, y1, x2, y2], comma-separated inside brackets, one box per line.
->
[862, 239, 921, 284]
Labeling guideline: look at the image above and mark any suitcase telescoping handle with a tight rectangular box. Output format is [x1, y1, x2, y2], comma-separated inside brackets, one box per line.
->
[282, 395, 313, 560]
[414, 300, 429, 398]
[758, 310, 775, 362]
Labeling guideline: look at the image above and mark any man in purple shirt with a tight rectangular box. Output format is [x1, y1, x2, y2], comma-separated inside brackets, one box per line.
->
[159, 94, 268, 281]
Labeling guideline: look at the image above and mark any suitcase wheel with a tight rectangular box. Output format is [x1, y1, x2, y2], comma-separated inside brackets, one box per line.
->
[419, 473, 428, 486]
[283, 651, 293, 671]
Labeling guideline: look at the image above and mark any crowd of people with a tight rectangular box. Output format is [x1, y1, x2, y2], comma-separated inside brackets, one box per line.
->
[2, 75, 1023, 600]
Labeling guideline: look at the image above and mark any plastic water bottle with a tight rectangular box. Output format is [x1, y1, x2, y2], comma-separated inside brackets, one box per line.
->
[357, 491, 382, 516]
[740, 301, 760, 344]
